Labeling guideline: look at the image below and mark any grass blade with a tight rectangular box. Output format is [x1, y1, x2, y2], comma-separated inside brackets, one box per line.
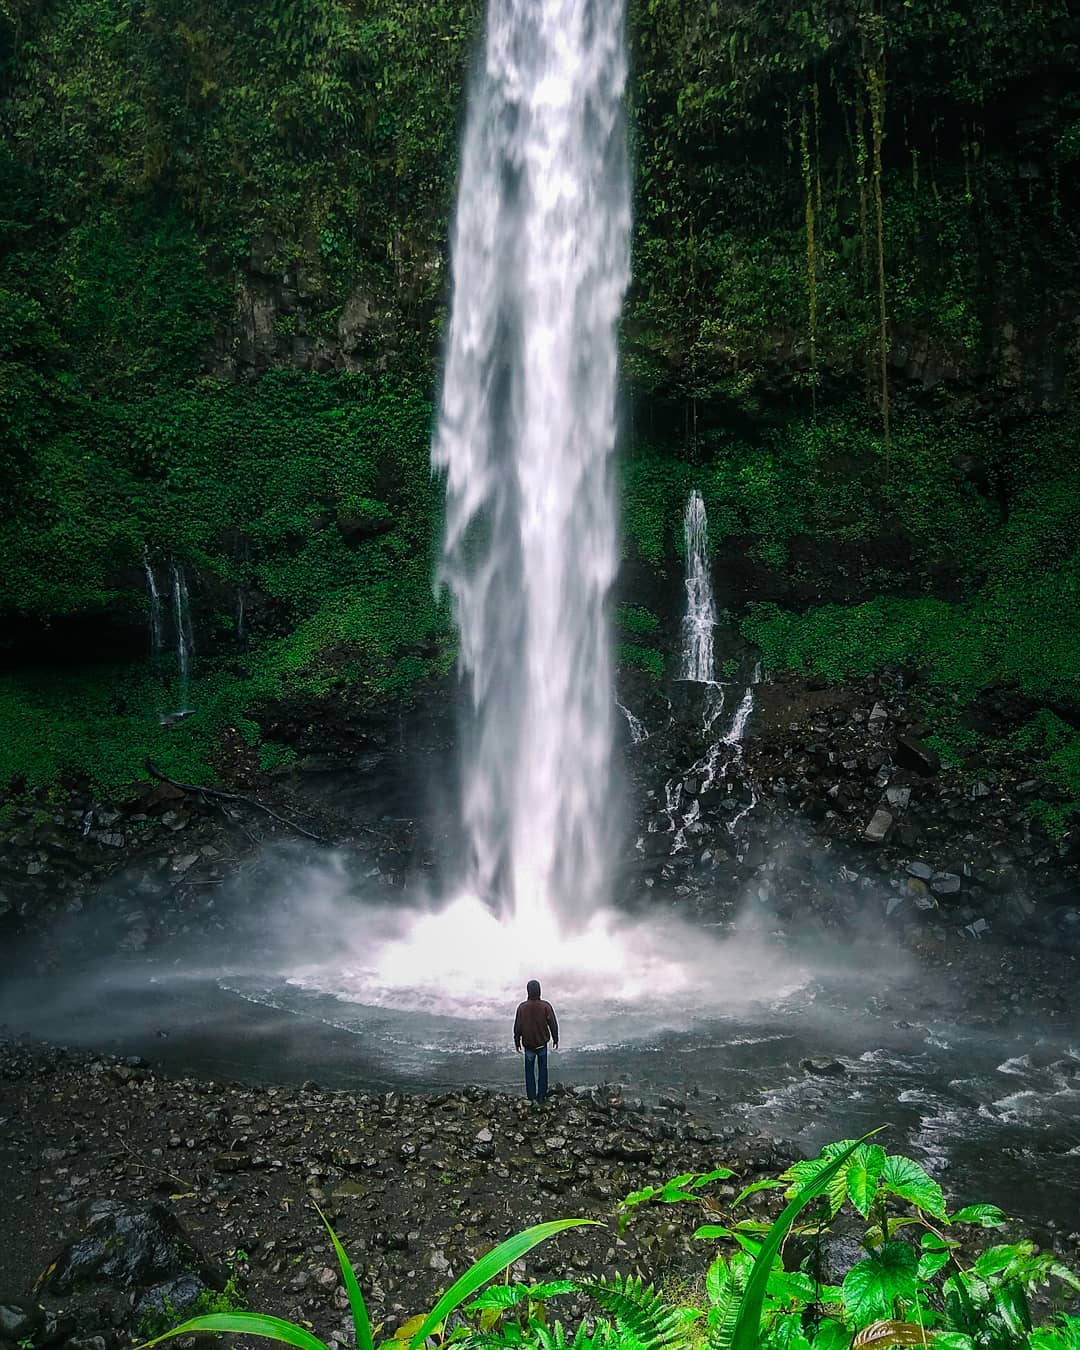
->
[730, 1130, 885, 1350]
[136, 1312, 331, 1350]
[408, 1219, 599, 1349]
[316, 1203, 375, 1350]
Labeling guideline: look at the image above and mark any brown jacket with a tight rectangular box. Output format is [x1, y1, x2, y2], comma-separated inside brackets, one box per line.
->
[514, 997, 559, 1051]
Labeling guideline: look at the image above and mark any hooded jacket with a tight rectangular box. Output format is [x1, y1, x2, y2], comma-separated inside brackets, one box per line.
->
[514, 981, 559, 1051]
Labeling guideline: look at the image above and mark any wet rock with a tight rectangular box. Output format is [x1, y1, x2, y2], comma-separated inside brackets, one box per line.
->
[40, 1199, 224, 1298]
[863, 809, 893, 843]
[0, 1301, 43, 1344]
[800, 1058, 847, 1077]
[931, 873, 963, 899]
[906, 860, 934, 880]
[895, 736, 941, 776]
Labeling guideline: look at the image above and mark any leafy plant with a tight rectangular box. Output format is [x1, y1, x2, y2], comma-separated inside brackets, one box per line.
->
[136, 1208, 598, 1350]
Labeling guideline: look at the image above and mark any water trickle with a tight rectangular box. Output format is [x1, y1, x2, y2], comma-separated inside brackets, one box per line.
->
[143, 549, 164, 657]
[170, 563, 195, 709]
[617, 699, 649, 745]
[680, 490, 717, 683]
[433, 0, 631, 929]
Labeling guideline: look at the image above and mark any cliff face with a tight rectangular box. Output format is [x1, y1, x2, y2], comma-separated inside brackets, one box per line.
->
[0, 0, 1077, 817]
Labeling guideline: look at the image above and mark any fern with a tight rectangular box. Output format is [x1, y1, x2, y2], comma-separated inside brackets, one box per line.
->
[705, 1252, 751, 1350]
[577, 1275, 694, 1350]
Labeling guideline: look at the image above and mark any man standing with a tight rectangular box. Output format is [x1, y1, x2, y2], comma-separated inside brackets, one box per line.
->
[513, 979, 559, 1104]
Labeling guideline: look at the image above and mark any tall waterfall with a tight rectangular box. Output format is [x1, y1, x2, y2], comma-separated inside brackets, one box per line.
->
[680, 489, 716, 683]
[433, 0, 631, 929]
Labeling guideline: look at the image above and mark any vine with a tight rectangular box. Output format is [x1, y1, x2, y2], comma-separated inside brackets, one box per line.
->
[866, 24, 891, 466]
[799, 102, 818, 387]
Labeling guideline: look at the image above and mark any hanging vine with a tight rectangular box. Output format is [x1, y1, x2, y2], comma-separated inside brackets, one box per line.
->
[866, 16, 891, 466]
[799, 102, 818, 388]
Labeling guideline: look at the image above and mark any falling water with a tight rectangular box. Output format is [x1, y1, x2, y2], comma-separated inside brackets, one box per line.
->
[170, 564, 195, 709]
[617, 699, 649, 745]
[680, 490, 716, 683]
[433, 0, 631, 929]
[143, 549, 164, 657]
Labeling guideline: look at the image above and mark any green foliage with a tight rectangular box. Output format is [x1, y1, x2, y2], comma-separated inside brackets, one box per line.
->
[133, 1145, 1079, 1350]
[615, 605, 661, 639]
[137, 1213, 598, 1350]
[619, 644, 665, 681]
[258, 741, 297, 773]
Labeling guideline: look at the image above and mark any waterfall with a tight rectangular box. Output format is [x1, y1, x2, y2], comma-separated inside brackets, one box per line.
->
[617, 699, 649, 745]
[433, 0, 631, 929]
[680, 490, 717, 683]
[143, 549, 164, 657]
[170, 563, 195, 708]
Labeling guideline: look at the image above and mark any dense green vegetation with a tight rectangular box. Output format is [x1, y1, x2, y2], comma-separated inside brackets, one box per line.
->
[0, 0, 1077, 800]
[142, 1142, 1080, 1350]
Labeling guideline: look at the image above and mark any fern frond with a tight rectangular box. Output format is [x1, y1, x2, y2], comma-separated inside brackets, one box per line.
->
[578, 1274, 692, 1350]
[706, 1252, 750, 1350]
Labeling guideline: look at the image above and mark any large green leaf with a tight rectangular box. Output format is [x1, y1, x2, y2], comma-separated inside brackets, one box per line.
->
[842, 1243, 919, 1321]
[878, 1157, 947, 1221]
[317, 1204, 374, 1350]
[408, 1219, 598, 1349]
[729, 1131, 884, 1350]
[846, 1145, 888, 1217]
[950, 1205, 1008, 1228]
[136, 1312, 330, 1350]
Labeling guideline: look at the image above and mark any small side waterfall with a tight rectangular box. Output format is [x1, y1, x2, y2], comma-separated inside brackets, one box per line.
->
[617, 699, 649, 745]
[170, 563, 195, 709]
[143, 550, 164, 657]
[680, 490, 716, 684]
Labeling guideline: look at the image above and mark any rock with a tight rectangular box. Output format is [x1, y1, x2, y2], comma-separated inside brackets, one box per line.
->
[475, 1128, 493, 1144]
[133, 1273, 214, 1325]
[214, 1152, 252, 1172]
[869, 703, 889, 723]
[895, 736, 940, 776]
[800, 1058, 847, 1077]
[39, 1199, 224, 1297]
[0, 1301, 42, 1344]
[906, 860, 934, 880]
[886, 786, 911, 811]
[971, 781, 991, 799]
[863, 809, 893, 843]
[931, 873, 962, 898]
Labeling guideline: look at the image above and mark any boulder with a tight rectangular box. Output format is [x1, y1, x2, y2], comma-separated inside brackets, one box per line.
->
[895, 736, 941, 776]
[39, 1199, 224, 1300]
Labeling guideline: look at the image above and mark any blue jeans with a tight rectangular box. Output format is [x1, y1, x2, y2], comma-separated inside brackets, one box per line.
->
[524, 1045, 548, 1102]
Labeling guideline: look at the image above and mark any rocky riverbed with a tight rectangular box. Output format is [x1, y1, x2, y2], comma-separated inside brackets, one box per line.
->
[0, 1037, 797, 1350]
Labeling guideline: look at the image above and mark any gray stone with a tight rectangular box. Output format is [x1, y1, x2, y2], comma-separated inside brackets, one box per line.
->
[869, 703, 889, 722]
[886, 786, 911, 811]
[800, 1058, 847, 1077]
[931, 873, 962, 898]
[475, 1127, 493, 1144]
[970, 781, 991, 798]
[906, 860, 934, 881]
[863, 809, 893, 843]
